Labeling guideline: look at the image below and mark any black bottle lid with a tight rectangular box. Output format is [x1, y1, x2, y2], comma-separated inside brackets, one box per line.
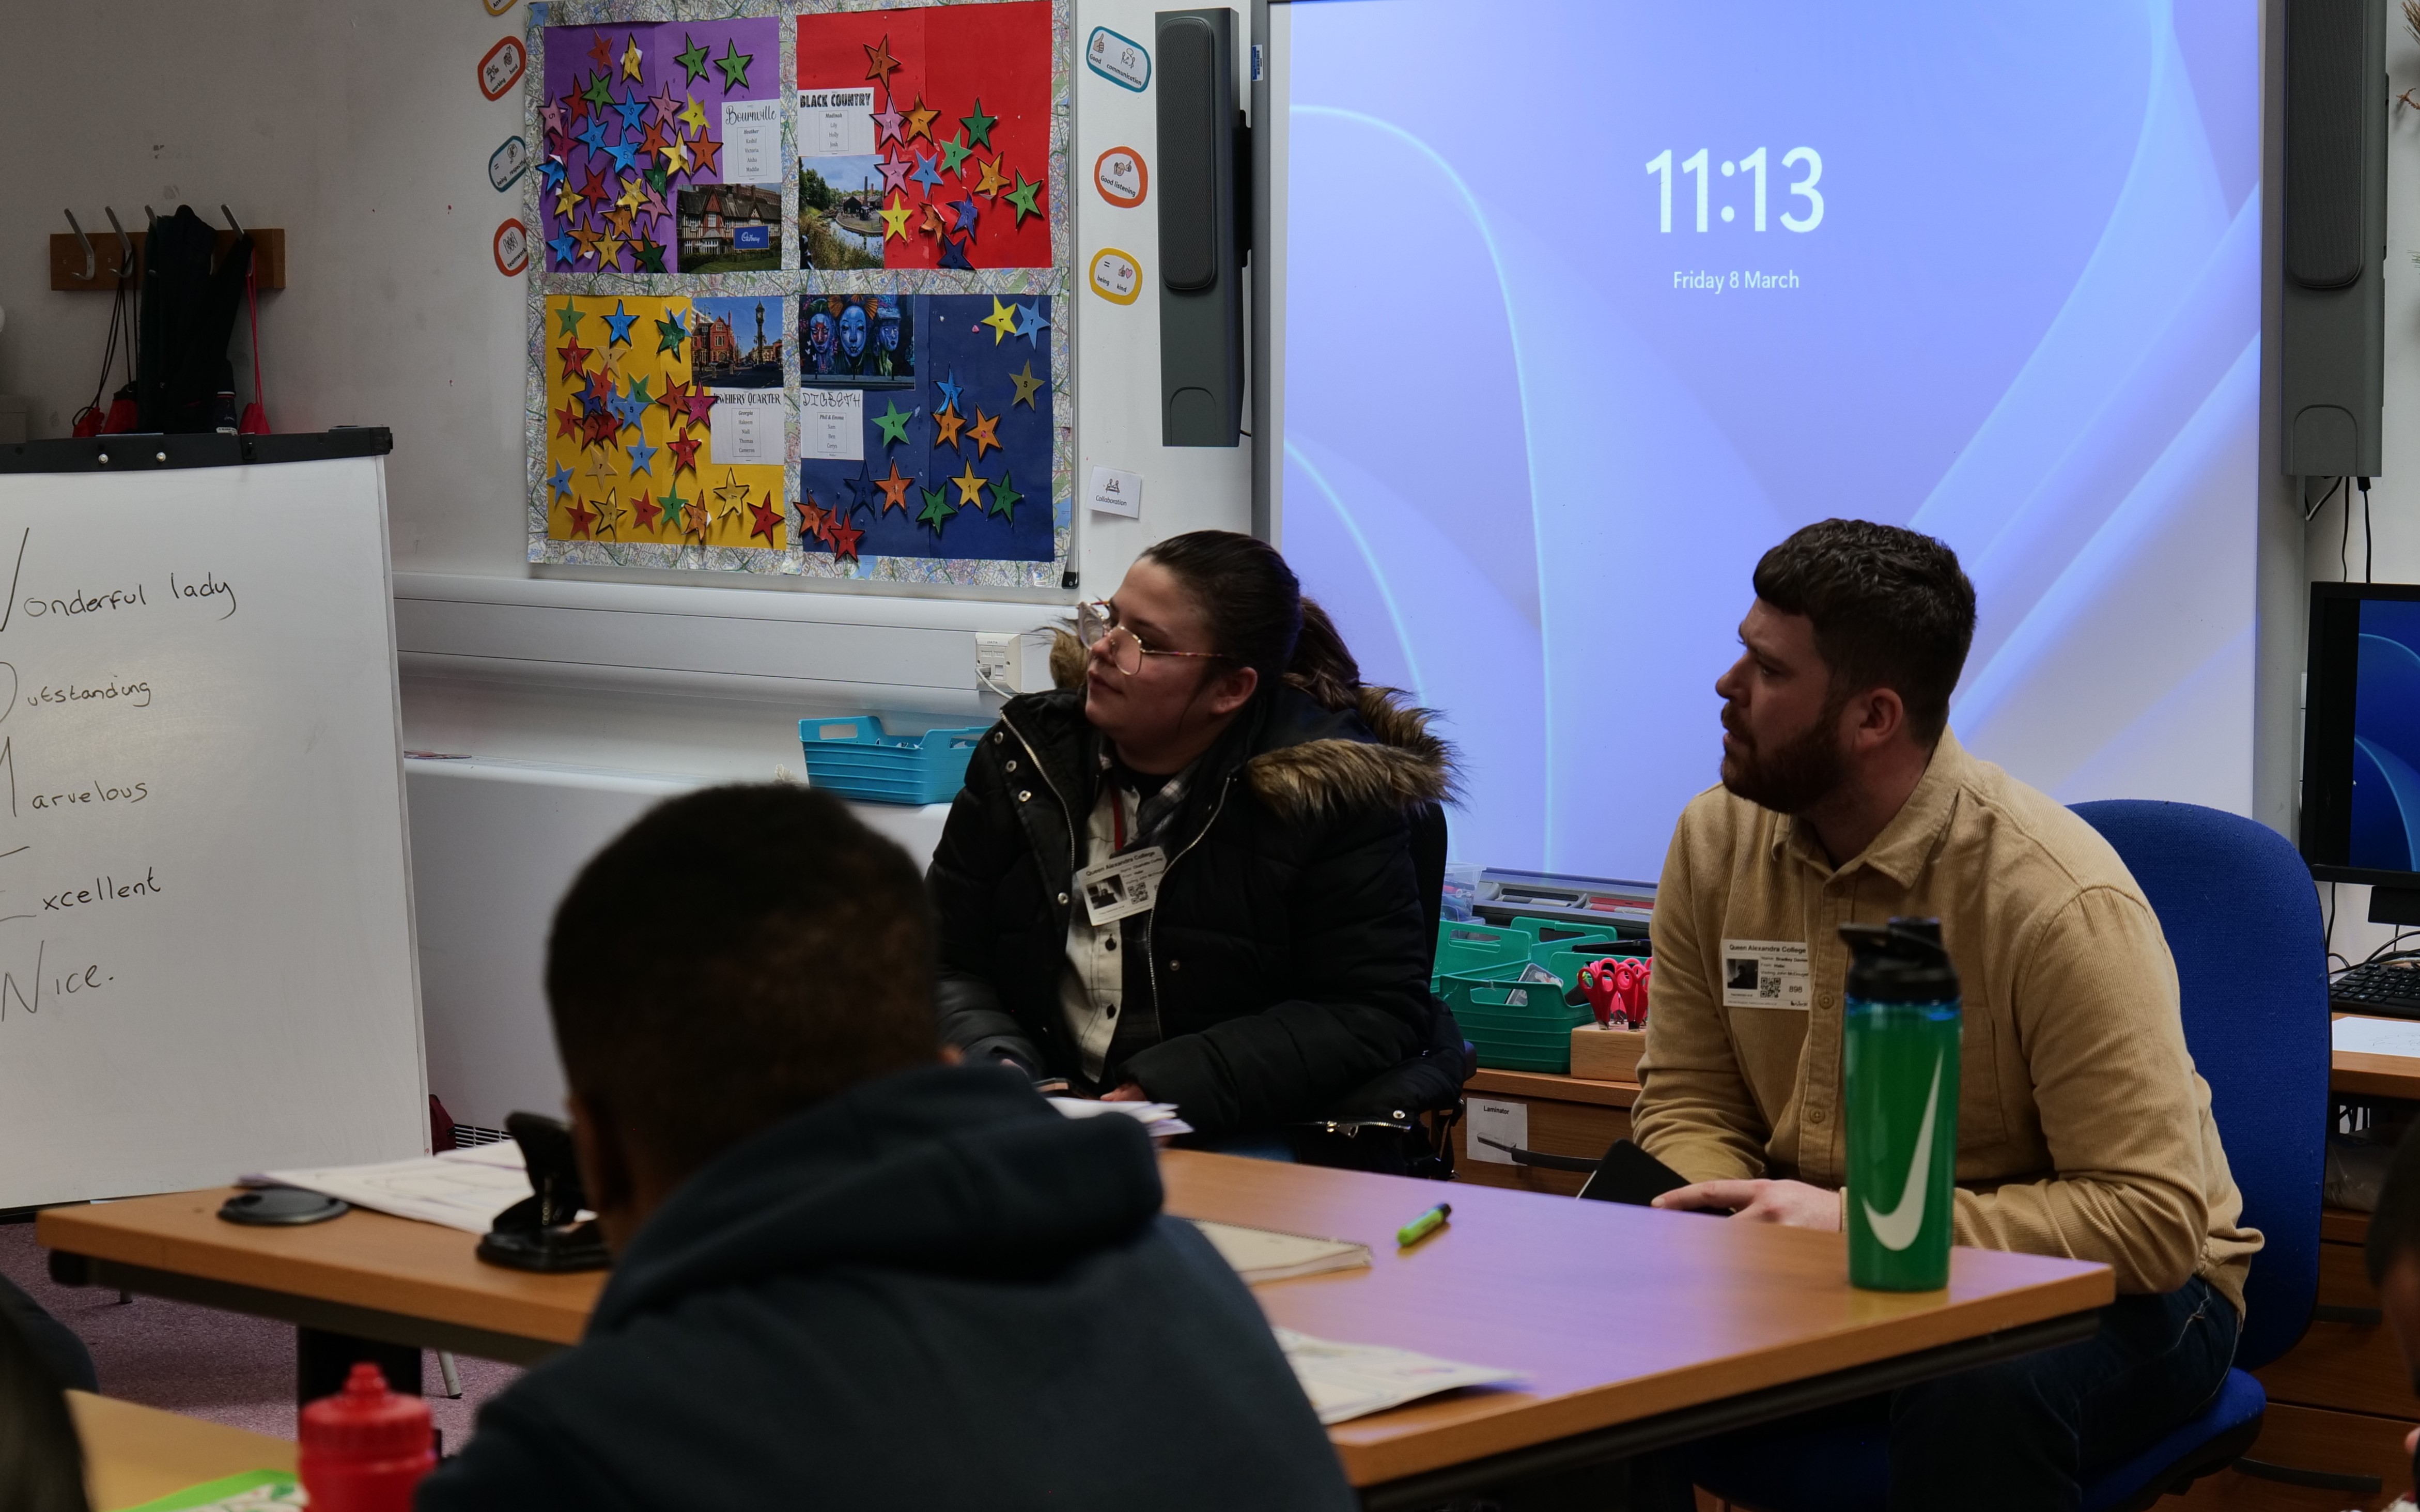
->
[1838, 916, 1960, 1003]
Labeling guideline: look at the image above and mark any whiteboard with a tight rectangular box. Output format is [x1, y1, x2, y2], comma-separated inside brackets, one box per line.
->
[0, 456, 424, 1209]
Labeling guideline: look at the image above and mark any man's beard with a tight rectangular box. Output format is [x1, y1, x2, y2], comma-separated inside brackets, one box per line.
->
[1721, 700, 1850, 815]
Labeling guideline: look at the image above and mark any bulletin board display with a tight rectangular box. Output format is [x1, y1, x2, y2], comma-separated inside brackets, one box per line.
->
[521, 0, 1072, 587]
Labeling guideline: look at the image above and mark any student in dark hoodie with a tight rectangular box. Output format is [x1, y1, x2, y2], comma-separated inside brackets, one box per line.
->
[929, 531, 1465, 1164]
[417, 784, 1354, 1512]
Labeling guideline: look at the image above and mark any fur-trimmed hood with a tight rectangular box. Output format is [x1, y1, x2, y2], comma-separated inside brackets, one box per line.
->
[1044, 628, 1455, 820]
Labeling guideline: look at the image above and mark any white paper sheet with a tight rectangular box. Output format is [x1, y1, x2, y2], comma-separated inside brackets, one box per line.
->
[798, 387, 865, 461]
[797, 87, 877, 158]
[722, 98, 785, 184]
[1046, 1097, 1193, 1137]
[1273, 1328, 1521, 1424]
[710, 388, 784, 464]
[2333, 1015, 2420, 1059]
[260, 1146, 532, 1234]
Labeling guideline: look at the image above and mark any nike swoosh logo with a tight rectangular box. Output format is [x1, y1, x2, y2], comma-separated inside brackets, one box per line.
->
[1861, 1051, 1944, 1253]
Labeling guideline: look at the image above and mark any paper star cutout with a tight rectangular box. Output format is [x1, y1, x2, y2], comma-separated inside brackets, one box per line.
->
[583, 365, 614, 410]
[538, 157, 568, 193]
[713, 39, 754, 93]
[798, 492, 829, 542]
[582, 407, 619, 451]
[609, 384, 650, 434]
[615, 176, 646, 214]
[547, 229, 579, 268]
[657, 378, 689, 418]
[937, 132, 973, 177]
[825, 508, 863, 561]
[545, 463, 574, 502]
[587, 33, 614, 72]
[1004, 172, 1044, 225]
[630, 237, 667, 273]
[873, 99, 904, 147]
[906, 151, 943, 194]
[601, 300, 638, 347]
[542, 99, 567, 140]
[674, 34, 711, 85]
[917, 486, 956, 534]
[872, 399, 917, 447]
[987, 469, 1025, 521]
[563, 83, 590, 126]
[629, 490, 663, 531]
[626, 375, 653, 409]
[1016, 302, 1049, 347]
[905, 96, 937, 142]
[659, 133, 691, 175]
[937, 232, 973, 270]
[638, 119, 669, 160]
[949, 461, 988, 508]
[862, 34, 899, 87]
[876, 153, 912, 196]
[932, 405, 966, 450]
[973, 157, 1007, 197]
[750, 497, 786, 549]
[625, 437, 659, 477]
[553, 402, 583, 442]
[679, 94, 709, 135]
[981, 297, 1020, 345]
[617, 34, 644, 82]
[612, 90, 647, 135]
[961, 100, 998, 149]
[666, 433, 701, 476]
[593, 230, 627, 270]
[647, 82, 679, 122]
[582, 72, 615, 112]
[841, 459, 877, 516]
[557, 333, 596, 379]
[638, 179, 669, 217]
[654, 309, 688, 355]
[552, 181, 581, 221]
[683, 388, 718, 426]
[604, 135, 642, 177]
[967, 409, 1001, 458]
[592, 490, 627, 538]
[604, 204, 636, 239]
[874, 460, 914, 512]
[578, 165, 613, 210]
[711, 471, 754, 529]
[687, 133, 721, 178]
[936, 370, 966, 411]
[879, 193, 912, 240]
[918, 200, 946, 237]
[1009, 361, 1043, 408]
[656, 482, 687, 532]
[563, 497, 599, 539]
[576, 116, 610, 156]
[951, 194, 982, 236]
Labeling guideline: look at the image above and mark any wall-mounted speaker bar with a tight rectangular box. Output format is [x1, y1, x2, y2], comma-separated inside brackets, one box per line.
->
[1157, 8, 1246, 447]
[2280, 0, 2384, 478]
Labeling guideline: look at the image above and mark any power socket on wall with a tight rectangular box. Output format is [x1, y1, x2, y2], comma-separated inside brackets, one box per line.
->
[975, 632, 1022, 696]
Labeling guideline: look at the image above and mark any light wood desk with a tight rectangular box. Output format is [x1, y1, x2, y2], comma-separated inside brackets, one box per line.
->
[42, 1153, 2111, 1508]
[69, 1391, 296, 1511]
[2331, 1012, 2420, 1101]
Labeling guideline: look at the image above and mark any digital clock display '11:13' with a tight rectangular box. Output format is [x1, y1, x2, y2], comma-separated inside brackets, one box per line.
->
[1646, 148, 1824, 233]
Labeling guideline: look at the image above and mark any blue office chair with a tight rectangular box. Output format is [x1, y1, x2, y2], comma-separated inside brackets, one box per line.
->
[1694, 800, 2326, 1511]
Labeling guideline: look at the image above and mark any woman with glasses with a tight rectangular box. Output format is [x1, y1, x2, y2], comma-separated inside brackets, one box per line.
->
[927, 531, 1465, 1166]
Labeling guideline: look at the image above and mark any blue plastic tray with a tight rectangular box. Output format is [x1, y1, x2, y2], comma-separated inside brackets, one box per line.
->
[798, 716, 987, 805]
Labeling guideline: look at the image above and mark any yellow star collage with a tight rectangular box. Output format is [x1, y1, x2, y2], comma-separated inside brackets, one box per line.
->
[543, 295, 787, 550]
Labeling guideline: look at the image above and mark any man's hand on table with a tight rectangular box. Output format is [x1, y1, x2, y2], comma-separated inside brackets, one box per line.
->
[1099, 1082, 1150, 1102]
[1654, 1178, 1843, 1230]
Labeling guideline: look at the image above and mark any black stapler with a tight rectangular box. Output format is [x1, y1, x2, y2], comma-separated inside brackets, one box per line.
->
[475, 1112, 611, 1272]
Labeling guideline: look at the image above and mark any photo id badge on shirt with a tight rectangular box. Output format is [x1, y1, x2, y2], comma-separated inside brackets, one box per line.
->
[1721, 939, 1811, 1010]
[1078, 846, 1167, 926]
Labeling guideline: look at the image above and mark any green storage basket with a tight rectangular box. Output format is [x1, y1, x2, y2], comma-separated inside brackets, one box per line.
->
[1440, 961, 1592, 1073]
[1432, 919, 1537, 988]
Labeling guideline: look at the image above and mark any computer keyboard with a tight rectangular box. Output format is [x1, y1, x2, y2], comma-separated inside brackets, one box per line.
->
[2331, 959, 2420, 1020]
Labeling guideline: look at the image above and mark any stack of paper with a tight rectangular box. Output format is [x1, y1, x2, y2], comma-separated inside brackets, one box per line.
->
[1046, 1097, 1195, 1139]
[1189, 1220, 1371, 1284]
[1273, 1328, 1521, 1424]
[2333, 1016, 2420, 1059]
[256, 1143, 532, 1234]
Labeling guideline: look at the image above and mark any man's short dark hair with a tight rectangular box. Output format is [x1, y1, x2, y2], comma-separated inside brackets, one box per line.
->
[1751, 519, 1978, 745]
[2368, 1122, 2420, 1286]
[545, 784, 937, 1179]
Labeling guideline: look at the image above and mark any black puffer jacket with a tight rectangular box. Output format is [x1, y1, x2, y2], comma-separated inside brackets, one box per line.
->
[929, 680, 1461, 1136]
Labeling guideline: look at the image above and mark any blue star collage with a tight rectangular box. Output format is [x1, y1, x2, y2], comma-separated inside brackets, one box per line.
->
[796, 293, 1053, 562]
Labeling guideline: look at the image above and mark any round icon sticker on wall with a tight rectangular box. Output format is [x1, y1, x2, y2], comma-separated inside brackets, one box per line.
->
[1094, 147, 1147, 208]
[493, 218, 529, 276]
[1089, 247, 1141, 305]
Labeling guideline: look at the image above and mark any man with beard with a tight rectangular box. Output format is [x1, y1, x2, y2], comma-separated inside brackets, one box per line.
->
[1628, 520, 2260, 1510]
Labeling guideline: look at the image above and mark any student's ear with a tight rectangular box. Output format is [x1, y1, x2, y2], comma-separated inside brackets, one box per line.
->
[566, 1090, 638, 1251]
[1841, 685, 1909, 756]
[1203, 663, 1258, 718]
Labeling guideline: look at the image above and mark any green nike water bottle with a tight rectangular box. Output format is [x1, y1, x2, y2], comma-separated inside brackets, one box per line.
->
[1840, 918, 1961, 1291]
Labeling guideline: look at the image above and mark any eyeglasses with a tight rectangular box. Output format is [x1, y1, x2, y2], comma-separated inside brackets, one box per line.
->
[1075, 600, 1227, 677]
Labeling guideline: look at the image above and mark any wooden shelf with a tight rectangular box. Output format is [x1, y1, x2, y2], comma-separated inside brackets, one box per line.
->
[49, 228, 284, 291]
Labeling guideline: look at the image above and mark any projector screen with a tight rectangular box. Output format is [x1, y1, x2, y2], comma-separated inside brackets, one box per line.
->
[1272, 0, 2260, 880]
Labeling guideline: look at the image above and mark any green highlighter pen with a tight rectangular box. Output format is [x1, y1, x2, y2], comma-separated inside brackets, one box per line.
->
[1395, 1202, 1452, 1248]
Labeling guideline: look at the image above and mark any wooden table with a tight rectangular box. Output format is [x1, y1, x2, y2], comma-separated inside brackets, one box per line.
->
[41, 1154, 2111, 1507]
[2331, 1012, 2420, 1101]
[69, 1391, 296, 1511]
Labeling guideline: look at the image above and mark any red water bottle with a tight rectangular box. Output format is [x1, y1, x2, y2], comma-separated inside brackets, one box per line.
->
[299, 1362, 436, 1511]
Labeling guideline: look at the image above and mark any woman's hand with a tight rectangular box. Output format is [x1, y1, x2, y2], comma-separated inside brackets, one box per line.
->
[1100, 1082, 1150, 1102]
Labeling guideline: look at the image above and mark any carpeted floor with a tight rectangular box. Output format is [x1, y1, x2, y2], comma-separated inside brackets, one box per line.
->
[0, 1217, 520, 1448]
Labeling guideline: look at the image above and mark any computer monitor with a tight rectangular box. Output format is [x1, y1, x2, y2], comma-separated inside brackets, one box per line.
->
[2300, 582, 2420, 921]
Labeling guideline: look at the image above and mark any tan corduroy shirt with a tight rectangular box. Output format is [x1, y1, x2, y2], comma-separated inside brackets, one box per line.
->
[1632, 730, 2260, 1312]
